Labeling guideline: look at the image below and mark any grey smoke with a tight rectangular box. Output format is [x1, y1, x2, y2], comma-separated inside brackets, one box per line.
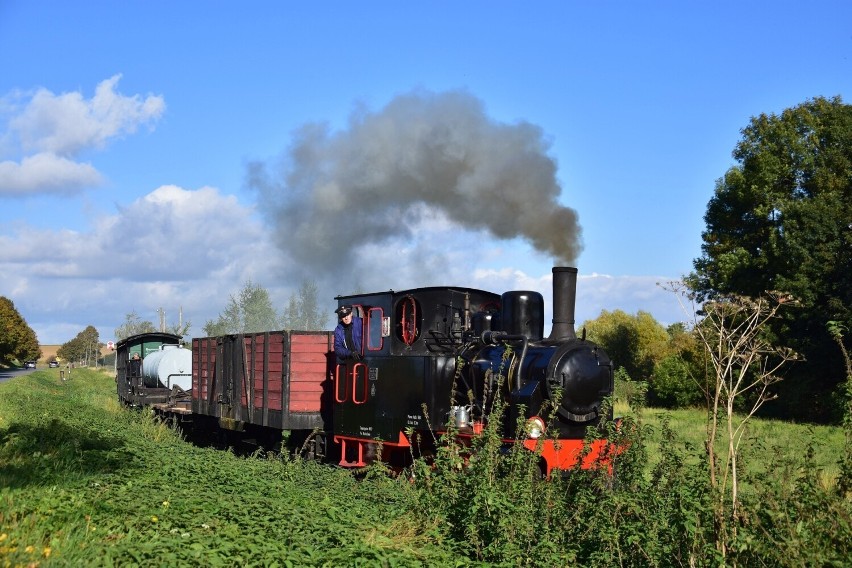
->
[248, 89, 582, 280]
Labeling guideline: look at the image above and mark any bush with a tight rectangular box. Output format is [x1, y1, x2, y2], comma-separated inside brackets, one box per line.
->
[650, 354, 703, 408]
[614, 366, 648, 410]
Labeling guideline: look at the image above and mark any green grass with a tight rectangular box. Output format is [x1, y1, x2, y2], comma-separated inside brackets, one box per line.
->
[1, 369, 849, 566]
[0, 369, 455, 566]
[626, 405, 845, 492]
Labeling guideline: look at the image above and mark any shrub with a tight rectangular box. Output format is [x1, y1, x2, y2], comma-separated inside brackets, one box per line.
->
[650, 354, 703, 408]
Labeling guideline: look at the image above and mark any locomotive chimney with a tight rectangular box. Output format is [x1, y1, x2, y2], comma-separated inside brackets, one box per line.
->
[548, 266, 578, 341]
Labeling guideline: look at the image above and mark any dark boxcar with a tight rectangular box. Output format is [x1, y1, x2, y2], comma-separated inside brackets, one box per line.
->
[192, 330, 334, 453]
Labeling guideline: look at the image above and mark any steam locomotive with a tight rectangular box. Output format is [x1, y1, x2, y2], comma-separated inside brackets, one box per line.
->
[116, 266, 614, 475]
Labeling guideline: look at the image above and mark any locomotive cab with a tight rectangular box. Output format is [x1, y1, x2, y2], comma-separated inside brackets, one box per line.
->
[331, 286, 501, 466]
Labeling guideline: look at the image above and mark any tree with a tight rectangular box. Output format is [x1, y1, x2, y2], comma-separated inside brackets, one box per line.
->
[282, 280, 326, 330]
[167, 318, 192, 338]
[689, 96, 852, 421]
[649, 323, 707, 408]
[203, 280, 280, 336]
[58, 325, 102, 367]
[114, 310, 157, 341]
[0, 297, 41, 364]
[582, 309, 670, 382]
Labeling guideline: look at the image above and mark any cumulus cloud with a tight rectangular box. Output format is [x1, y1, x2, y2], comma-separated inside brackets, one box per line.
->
[0, 153, 103, 195]
[0, 75, 164, 196]
[0, 184, 271, 279]
[0, 183, 684, 344]
[0, 185, 286, 343]
[468, 268, 688, 329]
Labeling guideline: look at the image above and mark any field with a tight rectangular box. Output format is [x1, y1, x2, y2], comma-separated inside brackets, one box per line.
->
[36, 345, 61, 364]
[1, 369, 849, 566]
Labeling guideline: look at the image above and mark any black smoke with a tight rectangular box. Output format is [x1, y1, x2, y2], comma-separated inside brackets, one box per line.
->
[248, 89, 582, 285]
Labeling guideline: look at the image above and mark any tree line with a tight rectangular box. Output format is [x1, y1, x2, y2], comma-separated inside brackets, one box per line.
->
[57, 325, 102, 367]
[586, 97, 849, 425]
[108, 280, 325, 343]
[0, 297, 41, 364]
[201, 280, 325, 337]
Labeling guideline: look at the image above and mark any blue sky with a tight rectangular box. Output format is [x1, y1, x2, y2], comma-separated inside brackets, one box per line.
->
[1, 1, 850, 344]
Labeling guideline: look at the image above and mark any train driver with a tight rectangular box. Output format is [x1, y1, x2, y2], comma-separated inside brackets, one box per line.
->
[129, 352, 143, 378]
[333, 305, 363, 364]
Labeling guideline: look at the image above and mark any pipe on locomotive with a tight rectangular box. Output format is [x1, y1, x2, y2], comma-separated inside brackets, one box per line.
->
[548, 266, 578, 341]
[481, 330, 529, 391]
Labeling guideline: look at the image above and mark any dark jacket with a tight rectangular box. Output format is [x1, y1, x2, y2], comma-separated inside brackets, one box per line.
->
[334, 317, 363, 362]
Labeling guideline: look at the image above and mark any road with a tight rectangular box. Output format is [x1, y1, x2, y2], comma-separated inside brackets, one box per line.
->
[0, 367, 36, 384]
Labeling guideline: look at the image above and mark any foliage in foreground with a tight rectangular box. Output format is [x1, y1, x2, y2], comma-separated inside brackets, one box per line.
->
[0, 370, 452, 566]
[1, 370, 850, 567]
[405, 397, 851, 567]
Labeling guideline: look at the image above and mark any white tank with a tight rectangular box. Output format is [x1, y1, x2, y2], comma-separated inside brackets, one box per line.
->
[141, 345, 192, 391]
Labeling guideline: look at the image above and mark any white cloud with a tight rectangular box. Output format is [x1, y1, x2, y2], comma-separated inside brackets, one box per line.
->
[0, 184, 273, 279]
[0, 152, 103, 195]
[0, 185, 284, 343]
[11, 74, 165, 156]
[467, 267, 688, 329]
[0, 182, 689, 345]
[0, 75, 164, 196]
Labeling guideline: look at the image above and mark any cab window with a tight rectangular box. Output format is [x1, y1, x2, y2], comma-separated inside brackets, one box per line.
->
[396, 295, 421, 346]
[367, 307, 384, 351]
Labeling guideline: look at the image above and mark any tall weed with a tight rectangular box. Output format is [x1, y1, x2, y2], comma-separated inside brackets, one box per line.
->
[408, 369, 849, 566]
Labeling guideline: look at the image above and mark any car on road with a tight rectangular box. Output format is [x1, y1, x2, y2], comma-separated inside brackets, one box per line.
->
[48, 361, 60, 368]
[25, 361, 36, 369]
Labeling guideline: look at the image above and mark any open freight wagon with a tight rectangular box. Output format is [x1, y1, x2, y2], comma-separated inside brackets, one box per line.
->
[191, 330, 334, 457]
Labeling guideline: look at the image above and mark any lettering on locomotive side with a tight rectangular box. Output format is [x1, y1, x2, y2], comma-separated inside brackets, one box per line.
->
[359, 426, 373, 437]
[406, 414, 421, 427]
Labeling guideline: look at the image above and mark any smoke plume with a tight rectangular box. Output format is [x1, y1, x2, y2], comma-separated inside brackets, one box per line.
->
[248, 90, 582, 281]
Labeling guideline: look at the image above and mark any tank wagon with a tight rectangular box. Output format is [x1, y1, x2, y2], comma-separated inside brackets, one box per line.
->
[116, 332, 192, 410]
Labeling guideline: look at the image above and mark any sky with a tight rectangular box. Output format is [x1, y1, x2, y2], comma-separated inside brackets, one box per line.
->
[1, 1, 850, 345]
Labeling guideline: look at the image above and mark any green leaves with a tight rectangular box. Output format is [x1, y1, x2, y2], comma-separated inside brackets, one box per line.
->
[692, 96, 852, 422]
[0, 296, 40, 364]
[57, 324, 101, 366]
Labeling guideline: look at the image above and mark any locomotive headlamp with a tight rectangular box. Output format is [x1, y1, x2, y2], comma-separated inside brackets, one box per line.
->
[525, 416, 545, 439]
